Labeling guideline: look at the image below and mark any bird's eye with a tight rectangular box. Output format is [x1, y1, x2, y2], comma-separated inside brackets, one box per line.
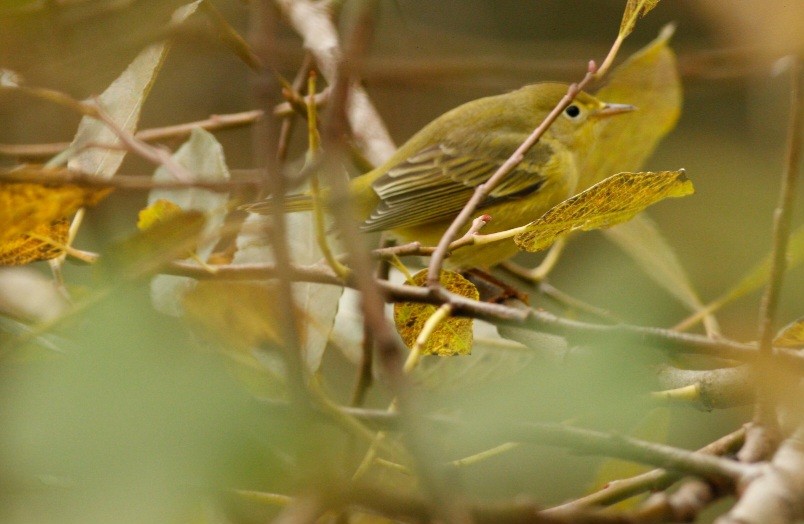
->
[564, 105, 581, 119]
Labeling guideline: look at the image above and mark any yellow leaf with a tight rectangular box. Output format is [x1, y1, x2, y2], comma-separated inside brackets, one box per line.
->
[583, 26, 681, 189]
[0, 168, 112, 246]
[774, 317, 804, 349]
[137, 199, 183, 230]
[619, 0, 660, 40]
[393, 270, 479, 357]
[514, 170, 693, 252]
[0, 218, 69, 265]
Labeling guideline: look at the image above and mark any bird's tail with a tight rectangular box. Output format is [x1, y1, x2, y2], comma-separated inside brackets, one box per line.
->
[241, 194, 314, 214]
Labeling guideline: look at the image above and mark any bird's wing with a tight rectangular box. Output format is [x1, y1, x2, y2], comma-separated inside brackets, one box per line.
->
[362, 141, 553, 232]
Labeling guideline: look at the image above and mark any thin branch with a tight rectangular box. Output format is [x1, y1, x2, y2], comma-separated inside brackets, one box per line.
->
[506, 423, 752, 490]
[546, 427, 746, 512]
[0, 167, 261, 191]
[746, 57, 801, 458]
[0, 109, 265, 158]
[165, 260, 804, 371]
[274, 0, 395, 165]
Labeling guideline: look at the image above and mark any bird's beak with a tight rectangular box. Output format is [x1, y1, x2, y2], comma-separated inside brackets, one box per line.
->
[595, 103, 637, 118]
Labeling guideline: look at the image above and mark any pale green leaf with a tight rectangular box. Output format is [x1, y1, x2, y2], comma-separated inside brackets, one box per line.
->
[718, 224, 804, 306]
[148, 128, 231, 316]
[66, 1, 202, 178]
[235, 212, 343, 373]
[603, 215, 712, 319]
[515, 171, 694, 253]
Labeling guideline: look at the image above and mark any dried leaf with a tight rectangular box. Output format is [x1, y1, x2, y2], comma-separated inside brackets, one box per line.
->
[0, 166, 111, 265]
[393, 270, 478, 356]
[586, 29, 712, 325]
[774, 317, 804, 349]
[514, 171, 693, 253]
[619, 0, 660, 40]
[66, 1, 202, 178]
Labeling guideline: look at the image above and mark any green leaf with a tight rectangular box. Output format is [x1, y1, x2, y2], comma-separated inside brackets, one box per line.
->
[515, 171, 694, 253]
[603, 216, 713, 322]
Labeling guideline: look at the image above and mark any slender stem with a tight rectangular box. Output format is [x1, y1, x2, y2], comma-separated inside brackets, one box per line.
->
[545, 427, 746, 511]
[165, 259, 804, 371]
[753, 59, 801, 430]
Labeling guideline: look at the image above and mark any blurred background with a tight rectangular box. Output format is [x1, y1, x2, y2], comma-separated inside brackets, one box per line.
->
[0, 1, 802, 522]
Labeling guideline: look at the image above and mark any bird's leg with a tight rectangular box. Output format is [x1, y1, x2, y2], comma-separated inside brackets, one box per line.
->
[500, 237, 567, 283]
[462, 268, 529, 305]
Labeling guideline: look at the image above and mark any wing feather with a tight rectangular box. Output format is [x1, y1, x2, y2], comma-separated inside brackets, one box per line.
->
[362, 141, 554, 232]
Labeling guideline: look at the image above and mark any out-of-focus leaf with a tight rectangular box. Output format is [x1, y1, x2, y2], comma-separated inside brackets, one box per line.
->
[137, 199, 183, 230]
[146, 128, 231, 316]
[619, 0, 660, 40]
[147, 128, 230, 259]
[590, 407, 669, 509]
[183, 281, 282, 352]
[235, 212, 343, 373]
[0, 267, 70, 322]
[604, 216, 712, 317]
[515, 171, 694, 253]
[0, 68, 21, 87]
[583, 26, 681, 190]
[415, 336, 538, 391]
[393, 270, 478, 356]
[717, 224, 804, 307]
[587, 29, 714, 329]
[773, 317, 804, 349]
[98, 211, 206, 282]
[66, 1, 202, 178]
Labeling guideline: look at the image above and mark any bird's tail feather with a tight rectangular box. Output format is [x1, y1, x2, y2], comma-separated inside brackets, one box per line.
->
[242, 194, 314, 214]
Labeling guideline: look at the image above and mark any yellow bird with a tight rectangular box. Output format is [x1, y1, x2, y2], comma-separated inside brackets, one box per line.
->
[244, 83, 634, 268]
